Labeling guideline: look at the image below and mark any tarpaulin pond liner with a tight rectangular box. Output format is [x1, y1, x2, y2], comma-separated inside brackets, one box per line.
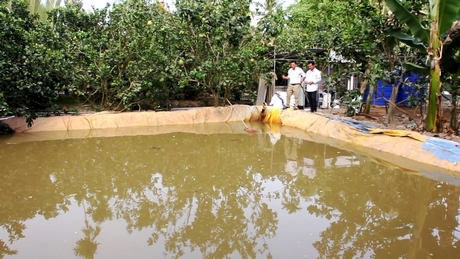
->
[3, 105, 460, 177]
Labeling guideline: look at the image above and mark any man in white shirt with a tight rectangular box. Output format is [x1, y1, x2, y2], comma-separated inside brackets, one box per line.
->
[303, 61, 322, 112]
[281, 61, 305, 110]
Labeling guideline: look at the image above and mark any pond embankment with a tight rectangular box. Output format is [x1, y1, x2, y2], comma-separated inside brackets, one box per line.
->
[2, 105, 460, 178]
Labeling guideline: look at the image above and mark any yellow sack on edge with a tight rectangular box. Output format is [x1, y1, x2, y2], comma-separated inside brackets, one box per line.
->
[261, 107, 282, 124]
[368, 129, 427, 142]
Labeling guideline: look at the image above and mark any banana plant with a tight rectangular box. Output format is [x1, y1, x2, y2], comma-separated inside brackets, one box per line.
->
[364, 61, 382, 114]
[384, 0, 460, 132]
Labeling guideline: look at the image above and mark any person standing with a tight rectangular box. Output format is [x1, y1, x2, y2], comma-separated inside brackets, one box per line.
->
[304, 61, 322, 112]
[282, 61, 305, 110]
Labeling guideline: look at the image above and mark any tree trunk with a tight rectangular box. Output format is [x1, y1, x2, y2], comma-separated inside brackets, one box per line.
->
[385, 82, 399, 128]
[223, 86, 230, 107]
[206, 82, 220, 107]
[426, 19, 443, 132]
[213, 94, 219, 107]
[364, 84, 374, 114]
[360, 79, 369, 94]
[362, 66, 371, 114]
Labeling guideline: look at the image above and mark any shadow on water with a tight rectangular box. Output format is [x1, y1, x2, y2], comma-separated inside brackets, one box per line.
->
[0, 130, 459, 258]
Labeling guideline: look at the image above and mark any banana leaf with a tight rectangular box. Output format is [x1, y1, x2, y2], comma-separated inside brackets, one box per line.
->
[384, 0, 429, 43]
[404, 62, 430, 76]
[438, 1, 460, 34]
[385, 27, 426, 51]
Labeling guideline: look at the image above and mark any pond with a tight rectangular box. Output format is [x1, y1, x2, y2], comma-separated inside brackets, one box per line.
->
[0, 125, 459, 258]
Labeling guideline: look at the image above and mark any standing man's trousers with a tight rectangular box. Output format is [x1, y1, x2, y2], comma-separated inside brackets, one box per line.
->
[306, 91, 318, 112]
[286, 84, 300, 109]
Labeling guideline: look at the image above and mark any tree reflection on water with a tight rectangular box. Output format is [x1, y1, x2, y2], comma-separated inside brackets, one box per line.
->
[74, 201, 101, 259]
[0, 132, 459, 258]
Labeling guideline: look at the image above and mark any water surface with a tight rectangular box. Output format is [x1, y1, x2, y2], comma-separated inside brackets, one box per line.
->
[0, 129, 459, 258]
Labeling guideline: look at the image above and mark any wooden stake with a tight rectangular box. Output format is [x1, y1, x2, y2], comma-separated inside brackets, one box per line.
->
[226, 98, 249, 129]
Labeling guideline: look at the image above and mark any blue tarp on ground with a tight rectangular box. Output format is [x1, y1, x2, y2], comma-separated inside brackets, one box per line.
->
[322, 114, 460, 163]
[422, 137, 460, 163]
[322, 115, 377, 133]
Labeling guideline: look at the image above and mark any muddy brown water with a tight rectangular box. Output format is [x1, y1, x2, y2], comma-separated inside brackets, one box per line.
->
[0, 126, 459, 259]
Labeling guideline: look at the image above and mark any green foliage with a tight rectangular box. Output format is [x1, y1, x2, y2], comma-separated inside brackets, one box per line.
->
[384, 0, 460, 131]
[282, 0, 384, 62]
[279, 0, 460, 130]
[1, 0, 65, 126]
[281, 0, 395, 117]
[49, 0, 175, 110]
[384, 0, 429, 43]
[442, 66, 460, 130]
[384, 28, 426, 51]
[0, 122, 14, 135]
[173, 0, 266, 106]
[342, 89, 363, 116]
[1, 0, 268, 123]
[255, 0, 285, 42]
